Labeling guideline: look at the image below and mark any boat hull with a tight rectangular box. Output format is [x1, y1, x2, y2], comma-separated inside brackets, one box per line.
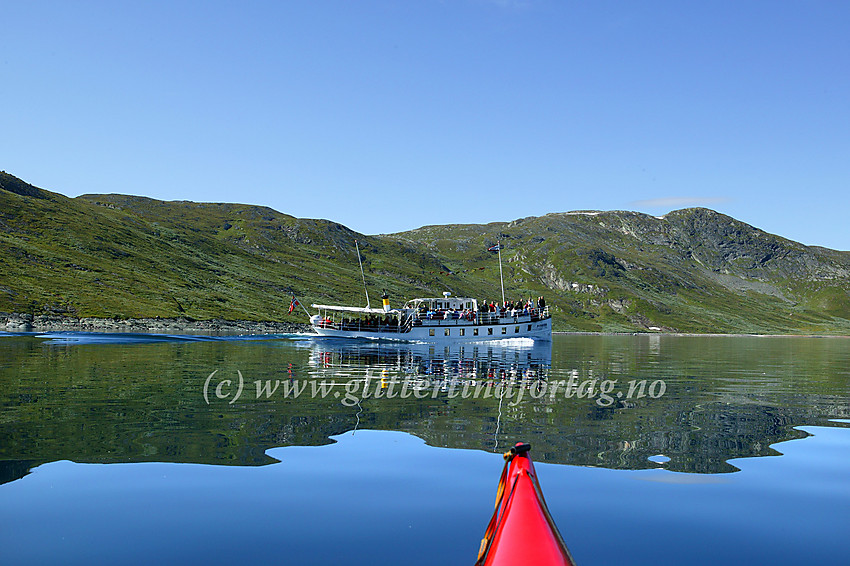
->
[311, 316, 551, 342]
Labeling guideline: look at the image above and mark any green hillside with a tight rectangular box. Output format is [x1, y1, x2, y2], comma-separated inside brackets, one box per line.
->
[2, 172, 849, 334]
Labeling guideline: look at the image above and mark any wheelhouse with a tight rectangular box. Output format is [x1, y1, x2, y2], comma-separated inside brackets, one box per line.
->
[404, 297, 478, 312]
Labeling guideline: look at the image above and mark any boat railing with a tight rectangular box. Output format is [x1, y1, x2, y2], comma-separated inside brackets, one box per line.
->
[314, 306, 549, 332]
[401, 313, 417, 332]
[411, 307, 549, 326]
[315, 315, 416, 334]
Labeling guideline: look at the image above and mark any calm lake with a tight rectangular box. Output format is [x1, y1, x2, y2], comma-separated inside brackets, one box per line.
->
[1, 332, 848, 565]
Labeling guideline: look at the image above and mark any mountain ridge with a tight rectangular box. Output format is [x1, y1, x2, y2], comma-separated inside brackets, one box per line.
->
[2, 171, 849, 333]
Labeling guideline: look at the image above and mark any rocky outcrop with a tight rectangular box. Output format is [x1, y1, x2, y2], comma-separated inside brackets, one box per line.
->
[0, 172, 48, 199]
[664, 208, 850, 281]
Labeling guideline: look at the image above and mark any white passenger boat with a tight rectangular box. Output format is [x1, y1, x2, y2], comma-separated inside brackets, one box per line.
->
[307, 240, 551, 342]
[310, 292, 551, 342]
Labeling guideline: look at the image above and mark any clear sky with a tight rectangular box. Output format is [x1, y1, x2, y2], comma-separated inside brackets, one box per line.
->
[3, 1, 848, 249]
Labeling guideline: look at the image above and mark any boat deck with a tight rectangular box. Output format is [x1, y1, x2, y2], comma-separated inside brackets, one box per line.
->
[312, 307, 550, 340]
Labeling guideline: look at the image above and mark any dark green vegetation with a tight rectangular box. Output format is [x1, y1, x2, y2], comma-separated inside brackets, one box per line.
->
[2, 171, 849, 333]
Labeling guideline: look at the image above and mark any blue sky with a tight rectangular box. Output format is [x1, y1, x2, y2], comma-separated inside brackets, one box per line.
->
[3, 1, 848, 249]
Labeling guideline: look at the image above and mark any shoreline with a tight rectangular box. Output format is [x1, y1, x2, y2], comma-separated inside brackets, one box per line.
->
[552, 331, 850, 338]
[2, 313, 846, 338]
[0, 313, 313, 335]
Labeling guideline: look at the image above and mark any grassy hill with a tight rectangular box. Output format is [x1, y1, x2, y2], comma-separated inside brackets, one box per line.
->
[2, 171, 849, 333]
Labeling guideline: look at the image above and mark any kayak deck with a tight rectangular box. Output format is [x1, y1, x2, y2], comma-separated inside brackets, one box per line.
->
[476, 443, 576, 566]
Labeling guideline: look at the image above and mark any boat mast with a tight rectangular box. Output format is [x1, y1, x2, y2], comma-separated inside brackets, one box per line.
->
[497, 240, 505, 305]
[355, 240, 371, 309]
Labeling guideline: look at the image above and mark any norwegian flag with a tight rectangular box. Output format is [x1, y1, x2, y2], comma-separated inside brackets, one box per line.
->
[488, 244, 504, 251]
[288, 296, 299, 314]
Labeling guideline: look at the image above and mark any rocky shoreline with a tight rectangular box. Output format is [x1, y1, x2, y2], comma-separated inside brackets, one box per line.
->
[0, 313, 313, 335]
[5, 313, 846, 338]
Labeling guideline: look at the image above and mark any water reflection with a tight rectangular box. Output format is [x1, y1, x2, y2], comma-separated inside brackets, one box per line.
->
[305, 338, 553, 454]
[2, 427, 848, 566]
[1, 333, 848, 482]
[305, 337, 551, 379]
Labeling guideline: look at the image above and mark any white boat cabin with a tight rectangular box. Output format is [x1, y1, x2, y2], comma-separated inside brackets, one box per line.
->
[404, 295, 478, 313]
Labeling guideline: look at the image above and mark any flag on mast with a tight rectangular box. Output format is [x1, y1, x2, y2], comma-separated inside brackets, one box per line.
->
[288, 296, 299, 314]
[488, 244, 504, 251]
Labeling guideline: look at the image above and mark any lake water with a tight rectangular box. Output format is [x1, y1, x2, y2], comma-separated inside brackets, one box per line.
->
[1, 332, 848, 565]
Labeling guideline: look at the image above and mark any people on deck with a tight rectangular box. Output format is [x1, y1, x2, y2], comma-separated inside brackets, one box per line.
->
[403, 295, 548, 326]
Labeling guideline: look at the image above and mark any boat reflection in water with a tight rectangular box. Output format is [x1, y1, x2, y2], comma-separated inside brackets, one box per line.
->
[304, 338, 552, 452]
[304, 337, 552, 393]
[302, 338, 552, 406]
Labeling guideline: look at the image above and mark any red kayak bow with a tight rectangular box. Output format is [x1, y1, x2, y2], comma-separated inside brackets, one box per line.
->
[475, 443, 576, 566]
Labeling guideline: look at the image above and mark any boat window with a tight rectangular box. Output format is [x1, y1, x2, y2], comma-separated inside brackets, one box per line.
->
[527, 324, 532, 331]
[515, 326, 519, 333]
[459, 328, 465, 336]
[444, 328, 450, 336]
[473, 328, 479, 336]
[501, 327, 507, 334]
[429, 329, 435, 336]
[488, 328, 493, 335]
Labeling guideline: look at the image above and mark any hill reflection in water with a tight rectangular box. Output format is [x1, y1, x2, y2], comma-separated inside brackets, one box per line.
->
[1, 333, 848, 484]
